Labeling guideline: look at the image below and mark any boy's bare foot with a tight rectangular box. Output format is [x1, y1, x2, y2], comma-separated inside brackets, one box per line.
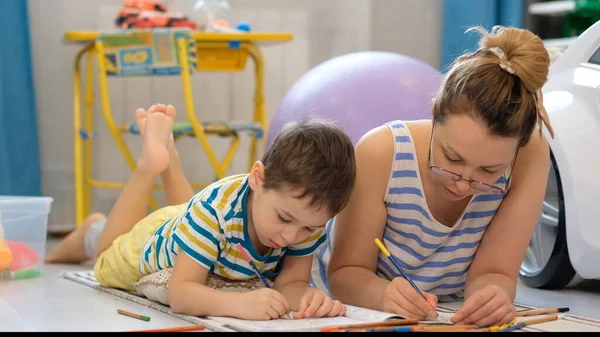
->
[45, 213, 106, 263]
[135, 104, 176, 174]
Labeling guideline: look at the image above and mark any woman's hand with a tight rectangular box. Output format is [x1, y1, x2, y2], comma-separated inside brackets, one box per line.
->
[382, 277, 438, 320]
[451, 284, 515, 327]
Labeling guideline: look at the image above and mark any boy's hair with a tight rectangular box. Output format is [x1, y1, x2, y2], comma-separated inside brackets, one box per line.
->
[261, 118, 356, 215]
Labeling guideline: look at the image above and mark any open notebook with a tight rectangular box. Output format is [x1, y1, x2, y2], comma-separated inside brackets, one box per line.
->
[207, 305, 453, 332]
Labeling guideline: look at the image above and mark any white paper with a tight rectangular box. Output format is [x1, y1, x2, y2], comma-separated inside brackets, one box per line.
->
[343, 305, 405, 322]
[208, 314, 362, 332]
[207, 305, 413, 332]
[207, 304, 458, 331]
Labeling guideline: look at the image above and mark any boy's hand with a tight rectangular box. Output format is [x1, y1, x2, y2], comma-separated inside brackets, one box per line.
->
[293, 288, 346, 319]
[237, 288, 291, 320]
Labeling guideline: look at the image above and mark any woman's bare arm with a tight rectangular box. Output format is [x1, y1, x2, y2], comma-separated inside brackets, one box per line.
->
[327, 125, 395, 311]
[465, 133, 550, 300]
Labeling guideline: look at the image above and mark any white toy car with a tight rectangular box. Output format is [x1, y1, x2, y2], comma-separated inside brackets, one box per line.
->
[519, 20, 600, 289]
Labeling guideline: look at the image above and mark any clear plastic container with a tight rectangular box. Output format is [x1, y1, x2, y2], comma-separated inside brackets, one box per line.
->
[0, 196, 53, 281]
[193, 0, 231, 31]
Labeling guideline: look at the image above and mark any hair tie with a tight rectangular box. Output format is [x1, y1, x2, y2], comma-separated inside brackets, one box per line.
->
[499, 60, 516, 75]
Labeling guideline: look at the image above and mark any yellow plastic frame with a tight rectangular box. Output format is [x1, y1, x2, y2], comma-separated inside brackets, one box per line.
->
[72, 36, 267, 226]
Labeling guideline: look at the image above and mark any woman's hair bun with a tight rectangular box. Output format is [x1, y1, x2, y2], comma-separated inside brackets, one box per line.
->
[468, 25, 550, 93]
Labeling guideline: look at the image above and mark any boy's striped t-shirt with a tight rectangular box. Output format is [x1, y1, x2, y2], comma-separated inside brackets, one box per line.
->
[140, 174, 326, 280]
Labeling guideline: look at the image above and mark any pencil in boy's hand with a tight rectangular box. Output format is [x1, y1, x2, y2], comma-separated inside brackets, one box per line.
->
[374, 238, 438, 319]
[117, 309, 151, 321]
[515, 307, 569, 317]
[236, 243, 271, 288]
[236, 243, 290, 319]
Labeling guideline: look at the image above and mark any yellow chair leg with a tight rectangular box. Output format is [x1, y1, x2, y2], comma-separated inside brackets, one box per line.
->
[177, 38, 226, 179]
[220, 135, 241, 174]
[95, 41, 160, 211]
[83, 49, 95, 220]
[244, 43, 267, 172]
[73, 44, 94, 226]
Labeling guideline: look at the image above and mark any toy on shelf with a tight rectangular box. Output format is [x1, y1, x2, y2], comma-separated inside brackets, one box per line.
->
[116, 0, 198, 30]
[193, 0, 251, 34]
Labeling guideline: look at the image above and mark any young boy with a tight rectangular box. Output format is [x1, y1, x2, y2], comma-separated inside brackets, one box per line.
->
[47, 104, 356, 320]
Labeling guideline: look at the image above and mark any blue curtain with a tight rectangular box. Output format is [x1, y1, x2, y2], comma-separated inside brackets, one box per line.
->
[441, 0, 525, 71]
[0, 0, 41, 196]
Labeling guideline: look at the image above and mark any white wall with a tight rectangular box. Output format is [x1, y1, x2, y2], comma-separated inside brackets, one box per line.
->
[27, 0, 442, 229]
[370, 0, 442, 68]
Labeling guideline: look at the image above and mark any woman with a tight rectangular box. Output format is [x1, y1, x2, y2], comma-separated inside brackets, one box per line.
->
[311, 25, 554, 327]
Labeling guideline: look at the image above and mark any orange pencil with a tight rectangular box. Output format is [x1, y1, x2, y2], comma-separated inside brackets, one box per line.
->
[515, 307, 569, 317]
[321, 319, 419, 332]
[348, 324, 478, 332]
[127, 325, 205, 332]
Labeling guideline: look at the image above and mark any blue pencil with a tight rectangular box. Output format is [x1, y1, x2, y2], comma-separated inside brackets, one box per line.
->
[374, 239, 437, 318]
[236, 243, 271, 288]
[498, 314, 559, 332]
[499, 323, 525, 332]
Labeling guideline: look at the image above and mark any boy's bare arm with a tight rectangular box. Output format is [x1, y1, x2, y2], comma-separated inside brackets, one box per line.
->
[168, 252, 290, 320]
[168, 252, 243, 317]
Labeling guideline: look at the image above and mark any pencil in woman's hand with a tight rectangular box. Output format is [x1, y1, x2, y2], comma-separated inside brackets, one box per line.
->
[374, 238, 438, 319]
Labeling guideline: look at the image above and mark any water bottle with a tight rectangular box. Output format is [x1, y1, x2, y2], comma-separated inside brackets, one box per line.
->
[193, 0, 231, 31]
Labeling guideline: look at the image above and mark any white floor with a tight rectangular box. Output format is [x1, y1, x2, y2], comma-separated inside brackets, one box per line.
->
[1, 238, 599, 331]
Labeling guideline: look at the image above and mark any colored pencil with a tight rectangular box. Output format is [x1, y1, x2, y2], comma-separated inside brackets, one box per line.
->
[374, 238, 438, 319]
[362, 324, 479, 332]
[449, 322, 513, 333]
[499, 314, 559, 332]
[321, 318, 419, 332]
[236, 243, 271, 288]
[515, 307, 569, 317]
[127, 325, 205, 332]
[236, 243, 289, 319]
[117, 309, 151, 322]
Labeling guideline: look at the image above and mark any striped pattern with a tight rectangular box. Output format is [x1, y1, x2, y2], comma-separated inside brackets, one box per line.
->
[139, 174, 326, 281]
[311, 121, 509, 302]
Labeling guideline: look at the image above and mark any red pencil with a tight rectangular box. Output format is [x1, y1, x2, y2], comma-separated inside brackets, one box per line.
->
[127, 325, 205, 332]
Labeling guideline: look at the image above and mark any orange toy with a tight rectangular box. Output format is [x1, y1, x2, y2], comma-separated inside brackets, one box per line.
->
[0, 245, 11, 270]
[115, 0, 197, 30]
[0, 221, 11, 270]
[4, 241, 39, 271]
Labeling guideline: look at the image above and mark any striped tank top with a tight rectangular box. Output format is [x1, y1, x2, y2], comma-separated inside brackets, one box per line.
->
[311, 120, 510, 302]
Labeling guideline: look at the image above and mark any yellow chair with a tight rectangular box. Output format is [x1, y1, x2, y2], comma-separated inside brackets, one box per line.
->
[72, 28, 271, 225]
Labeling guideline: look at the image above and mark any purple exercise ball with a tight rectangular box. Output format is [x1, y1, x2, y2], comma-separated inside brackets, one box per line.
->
[267, 51, 443, 146]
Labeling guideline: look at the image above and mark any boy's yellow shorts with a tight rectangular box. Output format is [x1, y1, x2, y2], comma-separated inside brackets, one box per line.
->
[93, 203, 187, 291]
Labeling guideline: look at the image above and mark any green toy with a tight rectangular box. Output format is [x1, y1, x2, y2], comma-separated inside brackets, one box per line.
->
[564, 0, 600, 37]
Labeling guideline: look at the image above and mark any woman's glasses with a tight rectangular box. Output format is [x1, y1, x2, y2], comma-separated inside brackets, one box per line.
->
[427, 124, 516, 194]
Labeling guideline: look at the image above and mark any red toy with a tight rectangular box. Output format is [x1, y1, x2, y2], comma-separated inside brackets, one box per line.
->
[115, 0, 197, 30]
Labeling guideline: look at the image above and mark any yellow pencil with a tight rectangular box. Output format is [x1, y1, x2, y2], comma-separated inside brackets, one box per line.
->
[374, 238, 438, 319]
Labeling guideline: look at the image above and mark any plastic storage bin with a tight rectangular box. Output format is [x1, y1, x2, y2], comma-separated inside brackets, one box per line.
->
[0, 196, 53, 280]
